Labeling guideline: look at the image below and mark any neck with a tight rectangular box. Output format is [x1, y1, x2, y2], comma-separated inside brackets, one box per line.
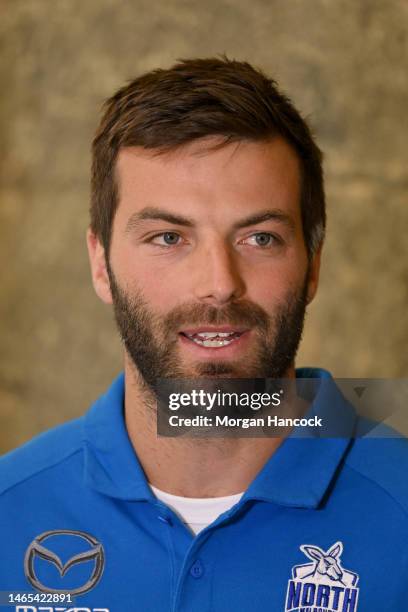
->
[123, 353, 297, 498]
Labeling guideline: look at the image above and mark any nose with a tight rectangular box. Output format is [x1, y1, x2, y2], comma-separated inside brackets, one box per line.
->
[191, 240, 246, 305]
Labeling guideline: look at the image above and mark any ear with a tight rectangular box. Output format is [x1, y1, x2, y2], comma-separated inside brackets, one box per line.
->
[306, 243, 323, 305]
[86, 228, 113, 305]
[300, 545, 324, 562]
[328, 542, 343, 558]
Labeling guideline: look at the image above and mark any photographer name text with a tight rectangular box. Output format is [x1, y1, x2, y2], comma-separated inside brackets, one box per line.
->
[168, 415, 323, 429]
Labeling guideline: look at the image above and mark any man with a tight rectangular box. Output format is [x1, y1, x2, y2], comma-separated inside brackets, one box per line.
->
[1, 56, 407, 612]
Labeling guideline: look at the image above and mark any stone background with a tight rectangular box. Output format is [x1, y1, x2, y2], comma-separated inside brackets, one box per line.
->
[1, 0, 407, 452]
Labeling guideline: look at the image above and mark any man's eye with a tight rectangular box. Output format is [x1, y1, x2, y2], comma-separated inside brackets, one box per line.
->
[243, 232, 280, 247]
[150, 232, 182, 246]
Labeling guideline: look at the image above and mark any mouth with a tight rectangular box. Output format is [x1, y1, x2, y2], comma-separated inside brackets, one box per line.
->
[179, 327, 248, 349]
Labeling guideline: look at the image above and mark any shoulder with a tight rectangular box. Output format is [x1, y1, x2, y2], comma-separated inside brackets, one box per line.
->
[345, 432, 408, 515]
[0, 416, 84, 497]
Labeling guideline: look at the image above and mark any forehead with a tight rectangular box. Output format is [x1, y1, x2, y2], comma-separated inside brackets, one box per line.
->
[115, 136, 302, 222]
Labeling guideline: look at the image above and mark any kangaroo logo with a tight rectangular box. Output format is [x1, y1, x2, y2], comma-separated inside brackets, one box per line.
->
[285, 541, 359, 612]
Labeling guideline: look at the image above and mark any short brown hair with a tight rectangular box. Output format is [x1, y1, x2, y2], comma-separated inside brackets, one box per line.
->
[91, 55, 325, 259]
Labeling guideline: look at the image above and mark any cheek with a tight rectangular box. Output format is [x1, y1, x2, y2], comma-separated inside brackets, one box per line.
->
[116, 257, 186, 312]
[244, 264, 306, 308]
[247, 285, 286, 315]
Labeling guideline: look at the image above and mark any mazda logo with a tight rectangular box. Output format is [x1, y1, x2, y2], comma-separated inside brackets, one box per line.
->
[24, 530, 105, 595]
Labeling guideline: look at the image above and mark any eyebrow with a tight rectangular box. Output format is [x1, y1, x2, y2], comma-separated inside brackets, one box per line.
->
[124, 206, 295, 234]
[232, 210, 295, 231]
[125, 207, 195, 233]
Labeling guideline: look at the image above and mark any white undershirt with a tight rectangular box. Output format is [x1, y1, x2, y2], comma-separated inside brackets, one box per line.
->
[150, 484, 244, 535]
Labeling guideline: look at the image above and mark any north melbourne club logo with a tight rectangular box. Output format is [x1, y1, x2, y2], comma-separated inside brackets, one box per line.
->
[285, 541, 360, 612]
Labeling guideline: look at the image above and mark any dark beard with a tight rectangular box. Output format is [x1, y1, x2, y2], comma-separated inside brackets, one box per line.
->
[107, 264, 309, 392]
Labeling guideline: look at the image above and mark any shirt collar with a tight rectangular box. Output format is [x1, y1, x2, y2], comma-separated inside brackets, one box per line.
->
[243, 367, 357, 508]
[83, 372, 155, 501]
[83, 368, 357, 508]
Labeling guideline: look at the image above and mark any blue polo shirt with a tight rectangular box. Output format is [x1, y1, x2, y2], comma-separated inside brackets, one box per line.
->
[1, 368, 408, 612]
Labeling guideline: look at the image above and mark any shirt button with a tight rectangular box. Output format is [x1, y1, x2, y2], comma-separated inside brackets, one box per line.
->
[190, 559, 204, 579]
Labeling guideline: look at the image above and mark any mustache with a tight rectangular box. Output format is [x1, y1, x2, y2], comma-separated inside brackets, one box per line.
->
[163, 299, 271, 333]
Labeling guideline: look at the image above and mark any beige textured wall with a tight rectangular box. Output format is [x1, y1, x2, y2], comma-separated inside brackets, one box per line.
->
[1, 0, 407, 453]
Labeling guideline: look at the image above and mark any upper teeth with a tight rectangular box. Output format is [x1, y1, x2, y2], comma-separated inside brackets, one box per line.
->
[191, 331, 235, 338]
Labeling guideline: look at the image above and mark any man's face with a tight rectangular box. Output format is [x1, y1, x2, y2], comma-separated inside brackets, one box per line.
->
[89, 136, 321, 387]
